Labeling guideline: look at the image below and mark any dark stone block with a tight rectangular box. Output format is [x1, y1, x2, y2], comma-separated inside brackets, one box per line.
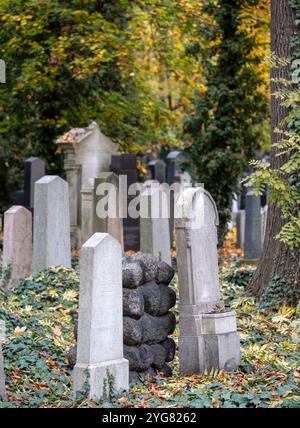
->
[127, 253, 159, 283]
[156, 364, 173, 377]
[123, 317, 143, 346]
[123, 288, 144, 319]
[159, 286, 176, 315]
[141, 312, 176, 344]
[150, 344, 167, 369]
[161, 338, 176, 362]
[122, 261, 143, 288]
[66, 345, 77, 369]
[140, 281, 160, 316]
[156, 261, 175, 285]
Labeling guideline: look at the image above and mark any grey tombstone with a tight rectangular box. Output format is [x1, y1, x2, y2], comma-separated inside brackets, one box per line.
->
[57, 122, 118, 248]
[13, 157, 46, 211]
[3, 206, 32, 289]
[244, 189, 262, 260]
[32, 176, 71, 273]
[0, 342, 5, 400]
[148, 159, 166, 184]
[93, 172, 124, 249]
[111, 154, 140, 251]
[236, 209, 245, 249]
[166, 151, 185, 186]
[140, 185, 171, 265]
[175, 187, 240, 374]
[73, 233, 129, 400]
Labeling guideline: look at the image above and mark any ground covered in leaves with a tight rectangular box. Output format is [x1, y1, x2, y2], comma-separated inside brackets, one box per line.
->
[0, 254, 299, 408]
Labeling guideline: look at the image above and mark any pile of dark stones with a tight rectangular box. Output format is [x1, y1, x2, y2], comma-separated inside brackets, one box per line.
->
[122, 253, 176, 382]
[67, 253, 177, 383]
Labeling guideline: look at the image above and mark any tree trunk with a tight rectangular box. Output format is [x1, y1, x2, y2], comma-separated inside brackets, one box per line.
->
[247, 0, 300, 299]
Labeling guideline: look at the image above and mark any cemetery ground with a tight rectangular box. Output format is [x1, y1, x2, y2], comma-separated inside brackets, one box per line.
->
[0, 230, 299, 409]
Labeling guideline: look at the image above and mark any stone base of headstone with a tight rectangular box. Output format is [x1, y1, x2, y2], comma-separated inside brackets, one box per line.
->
[179, 311, 240, 374]
[74, 358, 129, 401]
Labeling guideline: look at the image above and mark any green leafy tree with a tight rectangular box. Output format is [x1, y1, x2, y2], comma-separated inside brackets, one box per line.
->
[184, 0, 269, 241]
[0, 0, 168, 208]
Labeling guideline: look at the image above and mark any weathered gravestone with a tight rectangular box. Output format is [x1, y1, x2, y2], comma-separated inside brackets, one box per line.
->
[13, 157, 46, 210]
[175, 187, 240, 374]
[57, 122, 118, 247]
[244, 189, 262, 260]
[148, 159, 166, 184]
[3, 206, 32, 289]
[236, 209, 245, 250]
[0, 342, 5, 400]
[111, 154, 140, 251]
[166, 151, 185, 186]
[73, 233, 129, 400]
[93, 172, 124, 249]
[140, 185, 171, 265]
[32, 176, 71, 273]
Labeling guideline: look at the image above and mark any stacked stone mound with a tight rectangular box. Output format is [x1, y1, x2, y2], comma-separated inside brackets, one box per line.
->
[122, 253, 177, 381]
[67, 253, 177, 381]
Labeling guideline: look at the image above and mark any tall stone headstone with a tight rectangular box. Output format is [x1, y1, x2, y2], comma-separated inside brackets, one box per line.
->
[140, 185, 171, 265]
[13, 157, 46, 210]
[244, 189, 262, 260]
[32, 176, 71, 273]
[175, 187, 240, 374]
[57, 122, 118, 247]
[3, 206, 32, 289]
[93, 172, 124, 249]
[236, 209, 245, 250]
[74, 233, 129, 400]
[148, 159, 166, 184]
[0, 342, 6, 400]
[111, 154, 140, 251]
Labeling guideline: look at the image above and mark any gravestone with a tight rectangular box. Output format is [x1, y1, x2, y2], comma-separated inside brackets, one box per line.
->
[0, 342, 5, 400]
[148, 159, 166, 184]
[57, 122, 118, 247]
[140, 185, 171, 265]
[32, 176, 71, 273]
[236, 209, 245, 249]
[175, 187, 240, 374]
[244, 189, 262, 260]
[111, 154, 140, 251]
[166, 151, 185, 186]
[13, 157, 46, 210]
[3, 206, 32, 289]
[261, 205, 268, 245]
[73, 233, 129, 400]
[93, 172, 124, 249]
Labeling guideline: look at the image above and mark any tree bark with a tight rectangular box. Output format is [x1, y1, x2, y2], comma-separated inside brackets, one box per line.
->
[247, 0, 300, 300]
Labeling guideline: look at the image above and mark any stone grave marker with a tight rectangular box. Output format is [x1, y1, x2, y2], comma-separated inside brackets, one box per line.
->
[3, 206, 32, 289]
[73, 233, 129, 400]
[57, 122, 118, 247]
[32, 176, 71, 273]
[244, 189, 262, 260]
[13, 157, 45, 210]
[140, 185, 171, 265]
[148, 159, 166, 184]
[166, 151, 185, 186]
[175, 187, 240, 374]
[111, 154, 140, 251]
[93, 172, 124, 249]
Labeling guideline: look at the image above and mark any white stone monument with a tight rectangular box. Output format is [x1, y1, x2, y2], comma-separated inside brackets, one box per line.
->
[175, 187, 240, 374]
[3, 206, 32, 289]
[140, 184, 171, 265]
[73, 233, 129, 400]
[57, 122, 118, 247]
[32, 176, 71, 273]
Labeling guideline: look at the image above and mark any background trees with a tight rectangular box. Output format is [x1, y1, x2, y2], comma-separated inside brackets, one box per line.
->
[245, 0, 300, 303]
[184, 0, 269, 241]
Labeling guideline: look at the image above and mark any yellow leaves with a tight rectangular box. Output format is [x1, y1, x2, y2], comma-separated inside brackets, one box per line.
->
[51, 325, 62, 337]
[61, 289, 78, 302]
[14, 326, 26, 336]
